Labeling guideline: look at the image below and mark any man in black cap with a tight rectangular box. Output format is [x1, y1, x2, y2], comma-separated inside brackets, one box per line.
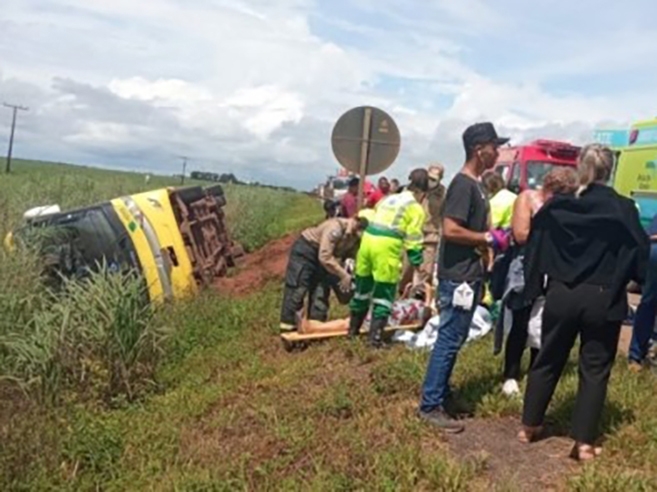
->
[418, 122, 510, 433]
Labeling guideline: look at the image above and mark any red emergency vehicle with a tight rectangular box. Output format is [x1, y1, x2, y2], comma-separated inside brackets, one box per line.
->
[493, 139, 580, 193]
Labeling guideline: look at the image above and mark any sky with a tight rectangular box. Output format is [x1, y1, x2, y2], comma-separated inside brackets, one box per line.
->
[2, 0, 657, 190]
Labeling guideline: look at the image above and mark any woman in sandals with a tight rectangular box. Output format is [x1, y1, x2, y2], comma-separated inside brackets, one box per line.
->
[518, 144, 649, 461]
[501, 167, 579, 397]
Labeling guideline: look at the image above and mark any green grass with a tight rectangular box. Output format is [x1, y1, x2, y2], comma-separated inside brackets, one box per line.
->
[2, 160, 657, 490]
[4, 280, 657, 490]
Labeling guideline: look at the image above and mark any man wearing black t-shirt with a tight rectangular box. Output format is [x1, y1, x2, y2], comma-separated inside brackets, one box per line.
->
[419, 122, 510, 433]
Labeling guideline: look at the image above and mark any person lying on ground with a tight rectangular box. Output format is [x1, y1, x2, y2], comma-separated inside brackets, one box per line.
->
[499, 166, 579, 397]
[295, 284, 434, 335]
[519, 144, 649, 461]
[279, 213, 369, 332]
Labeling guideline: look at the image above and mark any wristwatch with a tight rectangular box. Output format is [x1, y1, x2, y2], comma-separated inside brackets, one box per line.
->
[484, 231, 494, 246]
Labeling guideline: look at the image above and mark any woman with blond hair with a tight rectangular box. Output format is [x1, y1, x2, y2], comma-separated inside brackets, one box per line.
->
[518, 144, 649, 460]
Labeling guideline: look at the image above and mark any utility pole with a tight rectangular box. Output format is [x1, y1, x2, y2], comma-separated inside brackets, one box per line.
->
[3, 103, 29, 174]
[177, 155, 189, 185]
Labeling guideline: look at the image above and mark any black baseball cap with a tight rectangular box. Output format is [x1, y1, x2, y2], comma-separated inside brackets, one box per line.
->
[462, 122, 509, 150]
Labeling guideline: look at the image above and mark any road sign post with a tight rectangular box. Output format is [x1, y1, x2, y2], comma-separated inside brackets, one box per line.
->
[357, 107, 372, 210]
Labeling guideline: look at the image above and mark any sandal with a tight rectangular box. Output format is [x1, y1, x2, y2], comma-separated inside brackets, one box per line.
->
[518, 425, 543, 443]
[570, 443, 602, 462]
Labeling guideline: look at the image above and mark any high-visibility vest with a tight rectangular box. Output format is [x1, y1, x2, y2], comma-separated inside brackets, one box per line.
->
[365, 191, 425, 253]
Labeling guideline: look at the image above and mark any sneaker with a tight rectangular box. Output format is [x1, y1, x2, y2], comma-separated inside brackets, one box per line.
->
[502, 379, 520, 397]
[418, 407, 465, 434]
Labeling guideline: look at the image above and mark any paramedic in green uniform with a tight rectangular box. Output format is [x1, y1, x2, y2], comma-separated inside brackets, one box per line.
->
[347, 169, 429, 348]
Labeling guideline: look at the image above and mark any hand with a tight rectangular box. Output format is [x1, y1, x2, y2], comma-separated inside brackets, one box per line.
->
[338, 275, 352, 293]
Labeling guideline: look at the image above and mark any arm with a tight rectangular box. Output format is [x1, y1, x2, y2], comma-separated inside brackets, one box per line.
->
[318, 227, 350, 281]
[441, 178, 489, 247]
[403, 202, 426, 267]
[511, 192, 532, 245]
[443, 217, 488, 247]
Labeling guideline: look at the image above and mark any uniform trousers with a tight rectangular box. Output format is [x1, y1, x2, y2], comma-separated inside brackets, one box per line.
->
[280, 237, 348, 326]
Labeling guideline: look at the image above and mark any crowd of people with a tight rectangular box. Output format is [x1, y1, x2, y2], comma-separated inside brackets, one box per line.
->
[279, 120, 653, 462]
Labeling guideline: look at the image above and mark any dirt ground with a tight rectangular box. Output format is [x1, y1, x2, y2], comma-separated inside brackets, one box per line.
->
[214, 233, 296, 297]
[445, 417, 576, 490]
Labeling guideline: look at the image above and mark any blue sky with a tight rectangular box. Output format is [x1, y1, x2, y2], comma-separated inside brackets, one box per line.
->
[1, 0, 657, 189]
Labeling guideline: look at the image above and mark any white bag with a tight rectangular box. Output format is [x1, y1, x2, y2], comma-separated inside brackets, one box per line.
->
[453, 282, 475, 310]
[527, 297, 545, 349]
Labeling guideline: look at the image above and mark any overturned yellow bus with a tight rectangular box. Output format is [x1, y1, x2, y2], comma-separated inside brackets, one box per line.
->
[5, 184, 243, 303]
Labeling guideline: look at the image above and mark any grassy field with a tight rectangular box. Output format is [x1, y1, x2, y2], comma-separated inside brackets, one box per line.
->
[1, 160, 657, 491]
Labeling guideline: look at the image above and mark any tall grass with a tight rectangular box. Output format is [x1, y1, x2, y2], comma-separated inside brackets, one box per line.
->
[0, 263, 168, 405]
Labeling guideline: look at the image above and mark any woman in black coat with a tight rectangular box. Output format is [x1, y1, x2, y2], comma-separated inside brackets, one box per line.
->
[518, 144, 649, 461]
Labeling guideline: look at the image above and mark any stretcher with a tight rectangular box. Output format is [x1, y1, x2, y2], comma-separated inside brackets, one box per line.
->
[280, 322, 423, 352]
[280, 282, 434, 351]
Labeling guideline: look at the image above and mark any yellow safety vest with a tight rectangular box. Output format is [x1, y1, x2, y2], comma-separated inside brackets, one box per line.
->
[365, 191, 425, 253]
[490, 189, 517, 229]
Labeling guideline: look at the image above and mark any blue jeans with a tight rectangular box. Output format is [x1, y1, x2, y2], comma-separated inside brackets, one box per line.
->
[420, 279, 482, 412]
[629, 243, 657, 363]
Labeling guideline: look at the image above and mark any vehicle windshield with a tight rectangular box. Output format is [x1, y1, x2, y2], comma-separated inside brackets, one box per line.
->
[332, 179, 348, 190]
[526, 161, 573, 190]
[25, 205, 137, 286]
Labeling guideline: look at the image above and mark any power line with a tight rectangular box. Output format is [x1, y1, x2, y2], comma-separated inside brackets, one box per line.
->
[3, 103, 29, 174]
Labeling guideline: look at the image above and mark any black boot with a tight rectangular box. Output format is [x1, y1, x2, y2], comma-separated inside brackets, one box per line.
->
[348, 312, 368, 339]
[368, 317, 390, 349]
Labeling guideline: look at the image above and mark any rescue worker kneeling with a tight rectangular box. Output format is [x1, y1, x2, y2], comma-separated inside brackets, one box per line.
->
[348, 169, 429, 348]
[279, 213, 370, 331]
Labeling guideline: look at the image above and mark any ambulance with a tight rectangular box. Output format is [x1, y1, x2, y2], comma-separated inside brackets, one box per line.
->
[493, 139, 580, 193]
[594, 118, 657, 228]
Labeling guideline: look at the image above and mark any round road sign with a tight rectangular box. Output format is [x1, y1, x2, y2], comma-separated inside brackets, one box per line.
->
[331, 106, 401, 176]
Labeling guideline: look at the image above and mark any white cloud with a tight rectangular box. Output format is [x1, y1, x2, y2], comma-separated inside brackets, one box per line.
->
[1, 0, 657, 189]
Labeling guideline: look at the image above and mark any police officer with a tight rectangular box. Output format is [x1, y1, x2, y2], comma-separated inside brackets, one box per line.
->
[279, 214, 369, 331]
[348, 169, 429, 347]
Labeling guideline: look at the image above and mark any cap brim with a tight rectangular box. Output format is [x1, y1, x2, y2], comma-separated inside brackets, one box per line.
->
[495, 137, 510, 146]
